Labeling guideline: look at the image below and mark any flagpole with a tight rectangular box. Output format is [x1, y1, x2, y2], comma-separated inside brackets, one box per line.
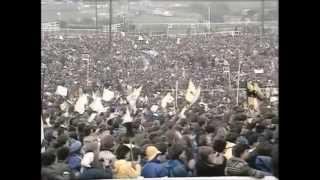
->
[87, 57, 90, 87]
[175, 80, 178, 113]
[236, 61, 242, 105]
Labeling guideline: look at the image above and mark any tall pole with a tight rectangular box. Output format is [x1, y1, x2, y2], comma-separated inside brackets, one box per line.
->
[236, 61, 242, 105]
[95, 0, 98, 31]
[208, 7, 211, 31]
[261, 0, 265, 37]
[109, 0, 113, 53]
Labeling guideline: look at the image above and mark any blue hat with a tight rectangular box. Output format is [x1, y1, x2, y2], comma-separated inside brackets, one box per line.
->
[69, 141, 82, 153]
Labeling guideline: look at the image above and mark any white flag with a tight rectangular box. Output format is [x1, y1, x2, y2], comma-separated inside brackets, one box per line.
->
[122, 107, 133, 124]
[55, 86, 68, 97]
[41, 118, 45, 153]
[60, 101, 69, 111]
[146, 40, 149, 44]
[185, 80, 200, 104]
[270, 96, 278, 102]
[88, 113, 97, 123]
[45, 117, 52, 127]
[150, 105, 159, 113]
[126, 86, 143, 113]
[74, 94, 88, 114]
[138, 35, 143, 41]
[102, 89, 115, 102]
[176, 38, 180, 45]
[254, 69, 264, 74]
[89, 97, 107, 113]
[179, 106, 188, 119]
[161, 93, 174, 109]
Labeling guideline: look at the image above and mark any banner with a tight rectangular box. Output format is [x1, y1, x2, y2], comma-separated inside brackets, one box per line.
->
[102, 89, 115, 102]
[126, 86, 143, 113]
[161, 93, 174, 109]
[122, 107, 133, 124]
[185, 80, 201, 104]
[89, 97, 107, 113]
[74, 94, 88, 114]
[254, 69, 264, 74]
[55, 86, 68, 97]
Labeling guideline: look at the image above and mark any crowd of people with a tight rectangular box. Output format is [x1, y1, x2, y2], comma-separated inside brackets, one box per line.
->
[41, 31, 278, 180]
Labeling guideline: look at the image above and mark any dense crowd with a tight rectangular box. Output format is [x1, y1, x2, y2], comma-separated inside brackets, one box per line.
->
[41, 32, 278, 180]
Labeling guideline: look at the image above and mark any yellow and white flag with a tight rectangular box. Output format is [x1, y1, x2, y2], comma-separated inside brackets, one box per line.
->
[102, 89, 115, 102]
[122, 107, 133, 124]
[74, 94, 88, 114]
[161, 93, 174, 109]
[126, 86, 143, 113]
[185, 80, 201, 104]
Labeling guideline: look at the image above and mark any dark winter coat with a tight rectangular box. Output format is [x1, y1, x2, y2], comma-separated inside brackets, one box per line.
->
[141, 159, 168, 178]
[79, 167, 112, 180]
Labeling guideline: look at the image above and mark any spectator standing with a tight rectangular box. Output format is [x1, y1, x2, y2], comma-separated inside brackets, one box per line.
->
[225, 144, 265, 178]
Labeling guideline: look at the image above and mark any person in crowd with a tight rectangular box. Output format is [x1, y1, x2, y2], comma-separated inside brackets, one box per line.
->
[79, 151, 112, 180]
[225, 144, 265, 178]
[255, 141, 273, 175]
[195, 142, 226, 177]
[141, 145, 169, 178]
[42, 151, 59, 180]
[67, 140, 82, 174]
[48, 147, 75, 180]
[163, 144, 191, 177]
[113, 144, 141, 178]
[99, 135, 116, 170]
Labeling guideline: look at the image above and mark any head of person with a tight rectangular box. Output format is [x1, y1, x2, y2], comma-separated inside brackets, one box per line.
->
[247, 132, 259, 147]
[205, 124, 216, 134]
[197, 146, 213, 163]
[145, 145, 162, 161]
[232, 144, 251, 160]
[115, 144, 131, 160]
[226, 132, 239, 144]
[42, 151, 56, 166]
[197, 134, 208, 146]
[167, 144, 184, 160]
[213, 139, 227, 153]
[100, 135, 114, 151]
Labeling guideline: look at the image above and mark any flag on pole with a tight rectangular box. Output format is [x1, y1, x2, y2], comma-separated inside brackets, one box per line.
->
[161, 93, 174, 109]
[150, 105, 159, 113]
[102, 89, 115, 102]
[254, 69, 264, 74]
[45, 117, 52, 127]
[55, 86, 68, 97]
[179, 106, 188, 119]
[122, 107, 133, 124]
[74, 94, 88, 114]
[126, 86, 143, 113]
[88, 113, 97, 123]
[41, 117, 45, 153]
[138, 35, 143, 41]
[59, 101, 69, 111]
[89, 97, 107, 113]
[185, 80, 201, 104]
